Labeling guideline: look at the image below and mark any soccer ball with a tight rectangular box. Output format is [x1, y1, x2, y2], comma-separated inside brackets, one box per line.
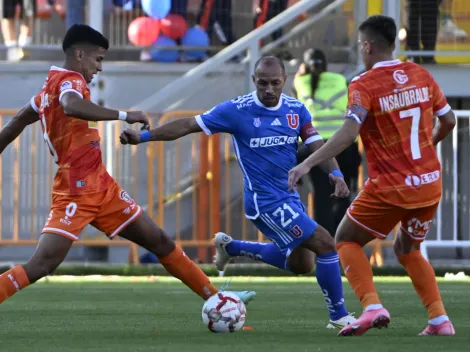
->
[201, 292, 246, 333]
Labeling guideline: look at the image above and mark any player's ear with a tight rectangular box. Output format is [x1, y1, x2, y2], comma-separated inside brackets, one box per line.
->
[75, 48, 84, 62]
[252, 75, 256, 84]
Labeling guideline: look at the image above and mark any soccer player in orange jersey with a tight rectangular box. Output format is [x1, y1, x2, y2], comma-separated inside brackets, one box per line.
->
[288, 15, 456, 336]
[0, 24, 254, 307]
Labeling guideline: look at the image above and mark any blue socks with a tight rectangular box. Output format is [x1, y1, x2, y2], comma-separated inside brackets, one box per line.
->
[226, 240, 348, 321]
[316, 252, 348, 321]
[225, 241, 289, 271]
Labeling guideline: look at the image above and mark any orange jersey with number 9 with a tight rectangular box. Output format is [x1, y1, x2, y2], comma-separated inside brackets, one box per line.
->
[345, 60, 450, 209]
[31, 66, 113, 195]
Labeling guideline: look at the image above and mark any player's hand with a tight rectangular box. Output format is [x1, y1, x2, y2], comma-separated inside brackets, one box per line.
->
[288, 163, 311, 192]
[295, 63, 308, 77]
[120, 128, 141, 145]
[329, 174, 350, 198]
[125, 111, 150, 131]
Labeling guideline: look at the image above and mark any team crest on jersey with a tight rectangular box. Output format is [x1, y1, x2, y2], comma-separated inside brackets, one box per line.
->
[253, 117, 261, 127]
[286, 113, 299, 129]
[60, 81, 72, 91]
[393, 70, 408, 84]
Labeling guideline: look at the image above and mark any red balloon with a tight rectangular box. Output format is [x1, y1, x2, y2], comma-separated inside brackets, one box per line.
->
[160, 14, 187, 40]
[54, 0, 66, 19]
[36, 0, 52, 19]
[128, 17, 160, 47]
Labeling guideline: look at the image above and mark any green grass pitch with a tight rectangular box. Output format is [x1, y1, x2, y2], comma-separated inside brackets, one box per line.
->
[1, 276, 469, 351]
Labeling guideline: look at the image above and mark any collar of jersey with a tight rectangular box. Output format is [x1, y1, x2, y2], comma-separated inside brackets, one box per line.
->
[251, 91, 283, 111]
[372, 59, 402, 69]
[50, 65, 87, 82]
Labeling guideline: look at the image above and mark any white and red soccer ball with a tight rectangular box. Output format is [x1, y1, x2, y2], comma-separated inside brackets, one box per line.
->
[201, 292, 246, 333]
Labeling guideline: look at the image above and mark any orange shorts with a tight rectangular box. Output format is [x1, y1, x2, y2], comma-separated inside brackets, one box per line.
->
[346, 190, 439, 242]
[42, 182, 142, 241]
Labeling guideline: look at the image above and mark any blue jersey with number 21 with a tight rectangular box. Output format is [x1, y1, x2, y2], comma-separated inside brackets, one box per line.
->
[195, 92, 323, 251]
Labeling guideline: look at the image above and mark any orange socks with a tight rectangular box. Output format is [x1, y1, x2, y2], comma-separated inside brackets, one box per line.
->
[336, 242, 381, 309]
[398, 250, 447, 319]
[0, 265, 30, 303]
[158, 245, 218, 300]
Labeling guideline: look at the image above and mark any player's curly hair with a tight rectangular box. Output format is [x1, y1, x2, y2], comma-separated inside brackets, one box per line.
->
[359, 15, 396, 49]
[62, 24, 109, 52]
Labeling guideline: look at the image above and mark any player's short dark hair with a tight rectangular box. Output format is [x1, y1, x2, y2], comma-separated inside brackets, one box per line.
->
[254, 56, 286, 74]
[62, 24, 109, 52]
[358, 15, 396, 49]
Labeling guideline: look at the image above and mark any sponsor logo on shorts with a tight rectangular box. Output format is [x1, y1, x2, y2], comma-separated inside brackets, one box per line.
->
[119, 190, 133, 204]
[407, 218, 433, 237]
[60, 216, 72, 226]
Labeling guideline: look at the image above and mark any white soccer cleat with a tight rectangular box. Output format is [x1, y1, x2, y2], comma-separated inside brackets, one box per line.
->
[213, 232, 234, 271]
[327, 312, 356, 329]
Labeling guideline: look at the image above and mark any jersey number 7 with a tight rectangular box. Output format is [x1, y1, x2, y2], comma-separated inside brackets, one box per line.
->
[399, 107, 422, 160]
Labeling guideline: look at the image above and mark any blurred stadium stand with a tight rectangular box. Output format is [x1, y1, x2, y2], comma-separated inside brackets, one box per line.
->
[0, 0, 469, 267]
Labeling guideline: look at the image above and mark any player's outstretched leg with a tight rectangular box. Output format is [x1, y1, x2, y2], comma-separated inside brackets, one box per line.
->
[394, 230, 455, 336]
[335, 217, 390, 336]
[0, 233, 73, 304]
[214, 232, 292, 272]
[215, 226, 355, 329]
[119, 212, 255, 304]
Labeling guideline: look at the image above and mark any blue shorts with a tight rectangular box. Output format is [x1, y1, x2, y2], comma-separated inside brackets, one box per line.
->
[252, 200, 317, 252]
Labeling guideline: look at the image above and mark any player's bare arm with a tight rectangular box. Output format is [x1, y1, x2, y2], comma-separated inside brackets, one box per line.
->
[288, 119, 360, 191]
[60, 92, 149, 129]
[432, 110, 456, 145]
[120, 116, 202, 145]
[0, 103, 39, 154]
[306, 139, 350, 198]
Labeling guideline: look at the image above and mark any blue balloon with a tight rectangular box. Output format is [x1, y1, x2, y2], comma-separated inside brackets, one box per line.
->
[150, 35, 179, 63]
[181, 27, 210, 60]
[141, 0, 171, 19]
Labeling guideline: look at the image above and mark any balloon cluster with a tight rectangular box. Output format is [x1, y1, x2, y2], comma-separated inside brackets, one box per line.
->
[127, 0, 209, 62]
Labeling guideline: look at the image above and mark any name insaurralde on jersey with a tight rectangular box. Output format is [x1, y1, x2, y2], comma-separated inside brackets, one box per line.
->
[195, 92, 321, 219]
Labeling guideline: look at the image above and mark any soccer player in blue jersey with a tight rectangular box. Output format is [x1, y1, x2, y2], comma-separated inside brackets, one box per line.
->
[120, 56, 355, 329]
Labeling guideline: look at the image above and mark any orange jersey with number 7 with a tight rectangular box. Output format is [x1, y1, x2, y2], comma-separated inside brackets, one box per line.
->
[346, 60, 450, 209]
[31, 66, 113, 196]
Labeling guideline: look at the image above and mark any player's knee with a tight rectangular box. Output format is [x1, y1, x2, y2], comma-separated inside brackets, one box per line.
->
[393, 232, 421, 258]
[304, 226, 336, 255]
[287, 248, 314, 274]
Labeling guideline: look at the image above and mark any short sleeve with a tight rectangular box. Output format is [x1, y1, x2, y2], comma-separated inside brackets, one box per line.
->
[30, 94, 40, 113]
[429, 75, 451, 117]
[299, 104, 322, 144]
[58, 74, 87, 102]
[344, 81, 371, 124]
[195, 101, 235, 135]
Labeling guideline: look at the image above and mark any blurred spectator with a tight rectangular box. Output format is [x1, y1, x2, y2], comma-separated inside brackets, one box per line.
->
[294, 48, 361, 236]
[406, 0, 439, 64]
[255, 0, 288, 41]
[255, 0, 292, 60]
[438, 0, 467, 39]
[1, 0, 35, 61]
[197, 0, 235, 46]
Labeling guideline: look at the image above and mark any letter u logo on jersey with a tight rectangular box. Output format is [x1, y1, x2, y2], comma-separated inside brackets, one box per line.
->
[286, 114, 299, 129]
